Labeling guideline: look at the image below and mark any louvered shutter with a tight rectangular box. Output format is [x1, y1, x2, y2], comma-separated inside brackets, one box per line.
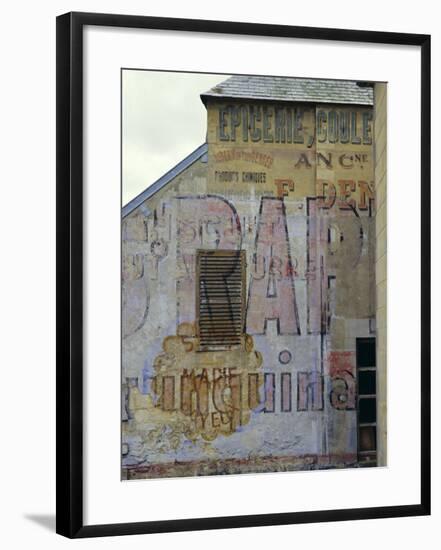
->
[197, 250, 245, 350]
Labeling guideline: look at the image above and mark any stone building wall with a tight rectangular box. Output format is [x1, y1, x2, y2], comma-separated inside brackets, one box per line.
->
[374, 82, 387, 467]
[121, 90, 379, 478]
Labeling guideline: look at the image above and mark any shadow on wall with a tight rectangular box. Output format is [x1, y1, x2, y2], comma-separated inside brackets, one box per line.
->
[24, 514, 55, 532]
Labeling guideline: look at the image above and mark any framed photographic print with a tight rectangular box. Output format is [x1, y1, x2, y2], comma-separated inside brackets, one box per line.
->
[56, 11, 431, 538]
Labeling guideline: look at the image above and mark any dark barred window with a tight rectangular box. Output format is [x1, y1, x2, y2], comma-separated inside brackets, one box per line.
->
[197, 250, 246, 351]
[356, 337, 377, 466]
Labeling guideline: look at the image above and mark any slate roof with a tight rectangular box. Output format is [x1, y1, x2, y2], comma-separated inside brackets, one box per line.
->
[201, 75, 374, 106]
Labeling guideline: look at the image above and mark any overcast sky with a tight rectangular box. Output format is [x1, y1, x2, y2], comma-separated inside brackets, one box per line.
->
[122, 70, 230, 205]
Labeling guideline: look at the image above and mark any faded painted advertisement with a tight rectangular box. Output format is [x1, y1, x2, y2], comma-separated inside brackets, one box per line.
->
[122, 74, 380, 479]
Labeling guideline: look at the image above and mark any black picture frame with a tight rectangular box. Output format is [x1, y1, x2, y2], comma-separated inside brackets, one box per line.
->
[56, 11, 431, 539]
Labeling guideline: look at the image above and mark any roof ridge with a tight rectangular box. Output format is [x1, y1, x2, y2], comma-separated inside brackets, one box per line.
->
[122, 143, 208, 218]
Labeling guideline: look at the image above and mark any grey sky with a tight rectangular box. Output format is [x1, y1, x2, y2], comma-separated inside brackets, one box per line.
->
[122, 70, 230, 205]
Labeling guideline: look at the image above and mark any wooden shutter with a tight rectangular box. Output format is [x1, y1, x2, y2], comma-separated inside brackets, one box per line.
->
[197, 250, 245, 350]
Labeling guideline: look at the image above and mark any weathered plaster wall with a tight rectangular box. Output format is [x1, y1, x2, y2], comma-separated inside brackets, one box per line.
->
[374, 83, 387, 466]
[122, 95, 378, 478]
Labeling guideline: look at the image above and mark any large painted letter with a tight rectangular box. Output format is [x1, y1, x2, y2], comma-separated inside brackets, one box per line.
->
[246, 198, 300, 335]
